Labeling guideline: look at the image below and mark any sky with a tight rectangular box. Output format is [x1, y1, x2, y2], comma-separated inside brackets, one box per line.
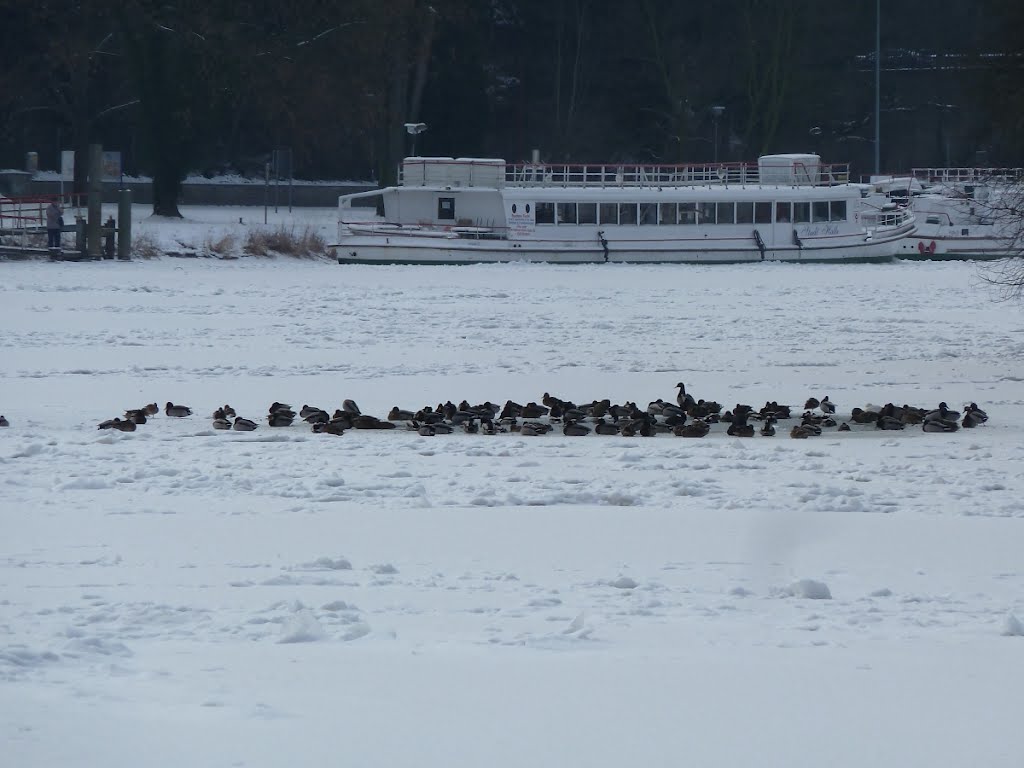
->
[1, 208, 1022, 767]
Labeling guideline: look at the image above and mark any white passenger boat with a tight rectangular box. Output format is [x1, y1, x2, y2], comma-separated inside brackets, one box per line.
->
[333, 153, 915, 264]
[865, 167, 1022, 260]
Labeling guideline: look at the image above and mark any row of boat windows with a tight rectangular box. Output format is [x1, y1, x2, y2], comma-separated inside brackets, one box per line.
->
[533, 200, 847, 225]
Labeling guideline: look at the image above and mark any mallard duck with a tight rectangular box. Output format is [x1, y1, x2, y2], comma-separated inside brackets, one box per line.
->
[233, 416, 258, 431]
[124, 409, 148, 424]
[804, 396, 820, 410]
[267, 412, 294, 427]
[165, 401, 192, 417]
[300, 405, 324, 419]
[388, 406, 416, 421]
[143, 403, 160, 416]
[790, 425, 812, 439]
[0, 415, 8, 427]
[98, 417, 136, 432]
[674, 420, 709, 437]
[923, 419, 959, 433]
[760, 417, 776, 437]
[222, 404, 236, 418]
[417, 424, 436, 436]
[875, 414, 905, 430]
[313, 421, 346, 435]
[303, 409, 329, 424]
[964, 402, 988, 424]
[342, 399, 361, 415]
[727, 422, 755, 437]
[594, 418, 620, 435]
[563, 421, 591, 436]
[838, 422, 851, 432]
[212, 417, 232, 430]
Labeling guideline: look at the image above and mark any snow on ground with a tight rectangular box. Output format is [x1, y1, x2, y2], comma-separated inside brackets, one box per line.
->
[2, 220, 1024, 767]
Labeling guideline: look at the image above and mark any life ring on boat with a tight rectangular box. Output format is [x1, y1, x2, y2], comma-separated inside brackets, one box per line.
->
[929, 240, 937, 254]
[917, 241, 926, 254]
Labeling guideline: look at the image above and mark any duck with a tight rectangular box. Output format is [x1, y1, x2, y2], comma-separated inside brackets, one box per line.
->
[299, 405, 324, 419]
[961, 409, 983, 428]
[98, 417, 136, 432]
[594, 418, 620, 435]
[165, 401, 192, 417]
[222, 404, 237, 418]
[353, 414, 395, 429]
[388, 406, 416, 421]
[417, 424, 436, 436]
[141, 402, 159, 416]
[303, 409, 329, 424]
[124, 409, 148, 424]
[923, 402, 959, 431]
[923, 418, 959, 433]
[760, 417, 776, 437]
[520, 422, 541, 436]
[267, 411, 295, 427]
[212, 407, 226, 420]
[819, 396, 836, 414]
[269, 401, 293, 414]
[233, 416, 258, 431]
[521, 402, 548, 419]
[563, 421, 591, 436]
[727, 421, 755, 437]
[838, 422, 851, 432]
[674, 420, 709, 438]
[342, 399, 362, 415]
[790, 425, 812, 439]
[212, 416, 232, 430]
[0, 415, 8, 427]
[850, 407, 879, 424]
[964, 402, 988, 424]
[803, 396, 820, 410]
[875, 413, 905, 430]
[313, 421, 346, 436]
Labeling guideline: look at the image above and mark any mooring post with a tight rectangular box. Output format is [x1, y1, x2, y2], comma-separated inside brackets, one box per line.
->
[87, 143, 102, 259]
[117, 188, 132, 260]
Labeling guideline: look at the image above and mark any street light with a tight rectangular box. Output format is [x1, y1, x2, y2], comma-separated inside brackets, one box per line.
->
[710, 106, 725, 163]
[404, 122, 427, 157]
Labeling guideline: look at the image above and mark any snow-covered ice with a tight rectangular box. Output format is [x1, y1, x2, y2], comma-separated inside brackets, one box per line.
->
[2, 225, 1023, 767]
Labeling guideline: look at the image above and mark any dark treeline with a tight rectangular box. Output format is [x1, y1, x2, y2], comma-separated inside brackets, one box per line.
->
[1, 0, 1022, 215]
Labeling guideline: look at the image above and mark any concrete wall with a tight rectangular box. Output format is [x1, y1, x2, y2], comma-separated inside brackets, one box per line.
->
[25, 179, 378, 207]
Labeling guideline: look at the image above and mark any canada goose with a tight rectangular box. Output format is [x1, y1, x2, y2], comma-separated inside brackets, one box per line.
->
[819, 396, 836, 414]
[676, 382, 697, 411]
[0, 415, 8, 427]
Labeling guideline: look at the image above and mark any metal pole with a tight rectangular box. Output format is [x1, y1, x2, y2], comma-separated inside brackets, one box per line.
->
[87, 143, 102, 259]
[875, 0, 881, 175]
[713, 119, 719, 164]
[117, 188, 132, 260]
[264, 161, 269, 224]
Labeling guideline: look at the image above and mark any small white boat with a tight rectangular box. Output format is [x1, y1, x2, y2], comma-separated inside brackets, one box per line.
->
[865, 168, 1022, 260]
[332, 153, 915, 265]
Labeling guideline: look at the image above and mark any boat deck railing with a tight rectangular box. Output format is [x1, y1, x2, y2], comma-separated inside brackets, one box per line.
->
[396, 158, 850, 188]
[504, 161, 850, 188]
[912, 167, 1024, 184]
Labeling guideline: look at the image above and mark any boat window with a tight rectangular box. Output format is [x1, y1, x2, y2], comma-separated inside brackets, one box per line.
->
[557, 202, 577, 225]
[716, 202, 735, 224]
[698, 202, 716, 225]
[812, 201, 829, 222]
[830, 200, 847, 221]
[536, 202, 555, 224]
[578, 202, 597, 224]
[775, 202, 791, 223]
[438, 197, 455, 220]
[639, 203, 657, 225]
[599, 203, 618, 225]
[679, 202, 697, 225]
[736, 202, 753, 224]
[794, 202, 810, 223]
[659, 203, 678, 225]
[619, 203, 637, 225]
[754, 202, 772, 224]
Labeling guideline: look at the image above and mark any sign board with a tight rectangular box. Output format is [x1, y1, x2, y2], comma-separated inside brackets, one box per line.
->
[507, 201, 535, 239]
[102, 151, 122, 181]
[61, 150, 75, 181]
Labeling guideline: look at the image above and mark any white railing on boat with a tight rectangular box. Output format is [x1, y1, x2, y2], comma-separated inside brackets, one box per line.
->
[504, 161, 848, 187]
[912, 167, 1024, 184]
[397, 158, 851, 188]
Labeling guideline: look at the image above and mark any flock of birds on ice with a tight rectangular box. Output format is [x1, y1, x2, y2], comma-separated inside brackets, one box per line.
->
[0, 383, 989, 439]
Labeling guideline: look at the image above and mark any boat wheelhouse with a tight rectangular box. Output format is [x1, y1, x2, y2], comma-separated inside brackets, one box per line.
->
[333, 153, 915, 264]
[865, 167, 1022, 260]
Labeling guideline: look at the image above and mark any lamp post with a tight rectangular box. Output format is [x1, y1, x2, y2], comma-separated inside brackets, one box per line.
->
[874, 0, 880, 174]
[711, 106, 725, 163]
[404, 122, 427, 157]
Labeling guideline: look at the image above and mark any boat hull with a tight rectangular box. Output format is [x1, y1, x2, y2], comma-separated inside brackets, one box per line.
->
[333, 230, 911, 265]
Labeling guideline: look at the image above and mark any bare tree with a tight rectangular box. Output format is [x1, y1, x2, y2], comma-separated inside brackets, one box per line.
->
[976, 180, 1024, 299]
